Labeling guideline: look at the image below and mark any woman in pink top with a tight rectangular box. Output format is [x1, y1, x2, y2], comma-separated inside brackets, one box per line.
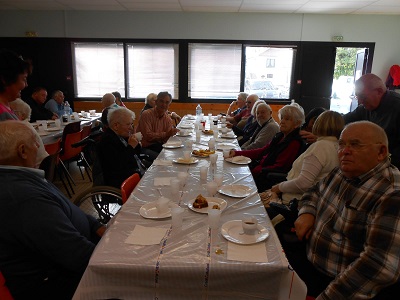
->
[0, 49, 31, 121]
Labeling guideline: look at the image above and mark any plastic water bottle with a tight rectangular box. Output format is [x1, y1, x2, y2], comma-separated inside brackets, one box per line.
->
[63, 101, 71, 122]
[196, 104, 202, 117]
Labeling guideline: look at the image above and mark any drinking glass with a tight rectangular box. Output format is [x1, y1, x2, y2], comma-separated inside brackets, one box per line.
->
[208, 208, 222, 229]
[171, 206, 185, 229]
[206, 181, 218, 197]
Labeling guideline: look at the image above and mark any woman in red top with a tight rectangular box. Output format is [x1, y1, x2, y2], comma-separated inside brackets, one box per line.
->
[230, 103, 306, 192]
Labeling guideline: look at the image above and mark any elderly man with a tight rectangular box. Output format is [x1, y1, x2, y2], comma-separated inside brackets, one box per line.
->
[100, 92, 119, 128]
[136, 91, 179, 160]
[44, 90, 71, 117]
[226, 93, 257, 129]
[26, 87, 58, 122]
[96, 107, 142, 188]
[141, 92, 181, 124]
[343, 73, 400, 168]
[226, 92, 248, 117]
[290, 121, 400, 299]
[0, 120, 105, 300]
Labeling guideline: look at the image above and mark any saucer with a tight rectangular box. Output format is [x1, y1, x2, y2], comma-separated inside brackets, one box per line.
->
[221, 220, 269, 244]
[139, 202, 171, 219]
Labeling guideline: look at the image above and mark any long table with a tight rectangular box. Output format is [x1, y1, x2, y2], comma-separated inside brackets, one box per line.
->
[37, 113, 102, 144]
[72, 116, 306, 300]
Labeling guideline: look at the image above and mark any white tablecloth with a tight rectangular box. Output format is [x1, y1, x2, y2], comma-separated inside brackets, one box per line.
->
[73, 116, 306, 300]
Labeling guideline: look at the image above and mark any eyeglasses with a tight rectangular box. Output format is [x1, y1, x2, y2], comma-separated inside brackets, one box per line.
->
[246, 101, 252, 104]
[338, 140, 382, 151]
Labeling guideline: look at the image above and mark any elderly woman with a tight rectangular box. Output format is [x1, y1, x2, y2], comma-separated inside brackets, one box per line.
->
[241, 102, 279, 150]
[229, 102, 305, 192]
[9, 98, 49, 168]
[261, 110, 345, 206]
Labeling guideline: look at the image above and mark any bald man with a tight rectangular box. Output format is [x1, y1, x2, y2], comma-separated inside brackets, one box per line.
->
[344, 73, 400, 168]
[288, 121, 400, 299]
[0, 120, 105, 299]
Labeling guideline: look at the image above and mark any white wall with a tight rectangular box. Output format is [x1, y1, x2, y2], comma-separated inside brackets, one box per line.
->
[0, 11, 399, 79]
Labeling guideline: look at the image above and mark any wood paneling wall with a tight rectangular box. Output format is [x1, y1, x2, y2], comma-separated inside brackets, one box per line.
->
[74, 101, 285, 126]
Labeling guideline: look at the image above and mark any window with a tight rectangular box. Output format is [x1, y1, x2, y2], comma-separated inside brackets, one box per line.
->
[73, 43, 124, 97]
[188, 43, 242, 99]
[245, 46, 294, 99]
[126, 44, 179, 99]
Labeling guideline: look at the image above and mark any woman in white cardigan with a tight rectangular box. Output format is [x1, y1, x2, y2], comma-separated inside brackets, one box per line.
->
[261, 110, 345, 207]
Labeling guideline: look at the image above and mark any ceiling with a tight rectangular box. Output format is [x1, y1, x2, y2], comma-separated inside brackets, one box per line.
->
[1, 0, 400, 15]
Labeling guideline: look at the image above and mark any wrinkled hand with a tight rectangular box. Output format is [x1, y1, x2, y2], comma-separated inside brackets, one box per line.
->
[294, 213, 315, 241]
[300, 130, 317, 144]
[128, 134, 139, 148]
[226, 122, 233, 128]
[228, 150, 236, 158]
[51, 113, 59, 120]
[259, 189, 280, 207]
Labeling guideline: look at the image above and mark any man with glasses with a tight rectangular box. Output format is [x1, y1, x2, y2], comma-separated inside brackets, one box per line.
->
[286, 121, 400, 299]
[226, 94, 258, 129]
[344, 73, 400, 168]
[96, 107, 142, 188]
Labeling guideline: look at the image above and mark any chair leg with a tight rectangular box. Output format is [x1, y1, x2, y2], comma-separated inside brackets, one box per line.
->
[59, 160, 75, 194]
[80, 153, 92, 182]
[56, 165, 73, 198]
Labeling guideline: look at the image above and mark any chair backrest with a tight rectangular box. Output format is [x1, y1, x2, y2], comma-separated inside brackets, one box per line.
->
[44, 138, 61, 156]
[59, 130, 83, 161]
[81, 122, 92, 140]
[0, 271, 14, 300]
[121, 173, 141, 204]
[61, 121, 81, 154]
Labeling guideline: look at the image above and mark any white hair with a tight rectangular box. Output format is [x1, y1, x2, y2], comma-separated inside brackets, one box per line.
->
[107, 107, 136, 127]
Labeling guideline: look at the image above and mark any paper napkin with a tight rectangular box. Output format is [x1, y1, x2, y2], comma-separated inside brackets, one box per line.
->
[227, 242, 268, 263]
[154, 177, 174, 186]
[125, 225, 169, 246]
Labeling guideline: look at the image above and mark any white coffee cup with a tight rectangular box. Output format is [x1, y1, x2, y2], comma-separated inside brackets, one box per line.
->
[134, 132, 143, 141]
[89, 109, 96, 116]
[54, 119, 61, 129]
[156, 197, 170, 214]
[242, 217, 258, 235]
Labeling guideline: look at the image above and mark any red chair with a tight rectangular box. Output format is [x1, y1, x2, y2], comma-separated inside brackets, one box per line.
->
[121, 173, 141, 204]
[0, 271, 14, 300]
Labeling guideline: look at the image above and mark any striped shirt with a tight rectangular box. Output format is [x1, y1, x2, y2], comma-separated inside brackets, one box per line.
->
[299, 158, 400, 299]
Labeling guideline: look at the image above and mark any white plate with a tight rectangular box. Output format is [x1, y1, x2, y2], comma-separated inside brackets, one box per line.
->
[139, 202, 171, 219]
[217, 143, 236, 151]
[176, 132, 192, 137]
[179, 124, 194, 129]
[225, 156, 252, 165]
[46, 127, 62, 132]
[187, 197, 227, 214]
[218, 185, 252, 198]
[220, 133, 237, 139]
[185, 116, 196, 120]
[163, 142, 184, 149]
[173, 157, 199, 164]
[221, 220, 269, 245]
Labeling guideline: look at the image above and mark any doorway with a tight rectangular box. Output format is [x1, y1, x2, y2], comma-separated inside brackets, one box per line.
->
[330, 47, 367, 114]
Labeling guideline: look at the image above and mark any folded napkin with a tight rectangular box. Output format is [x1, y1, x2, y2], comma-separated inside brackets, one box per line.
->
[177, 157, 193, 163]
[232, 156, 248, 162]
[227, 242, 268, 263]
[154, 177, 174, 186]
[153, 159, 173, 166]
[125, 225, 169, 246]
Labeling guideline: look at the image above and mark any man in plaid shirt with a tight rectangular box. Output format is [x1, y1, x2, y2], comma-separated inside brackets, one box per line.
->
[292, 121, 400, 299]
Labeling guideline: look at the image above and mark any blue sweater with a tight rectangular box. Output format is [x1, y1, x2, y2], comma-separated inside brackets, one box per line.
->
[0, 167, 101, 299]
